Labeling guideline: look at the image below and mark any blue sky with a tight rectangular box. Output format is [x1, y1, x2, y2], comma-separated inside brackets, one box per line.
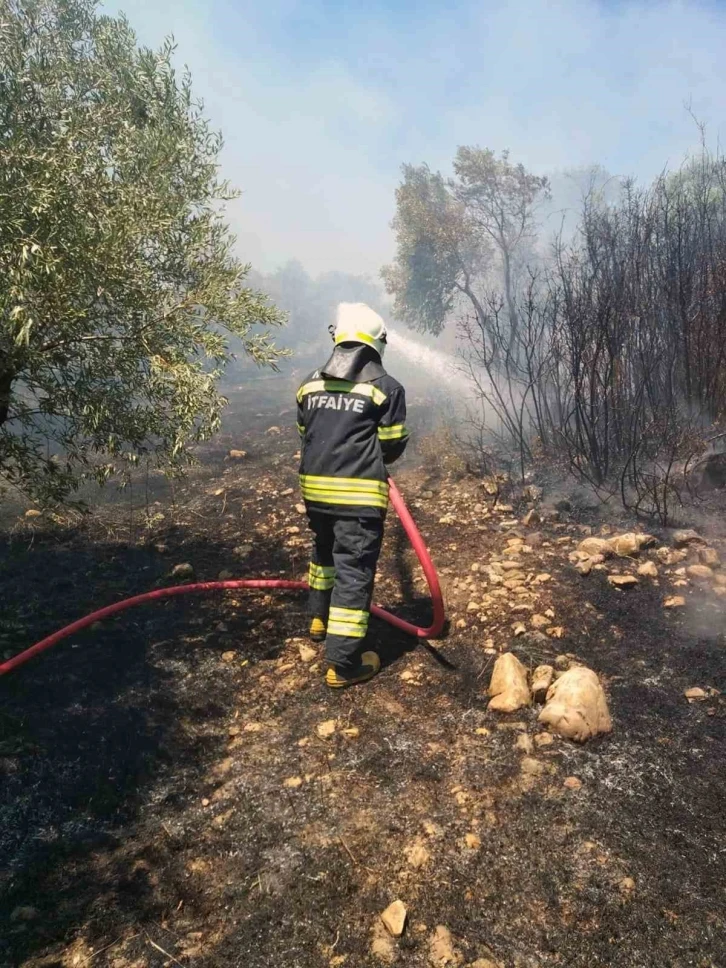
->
[105, 0, 726, 276]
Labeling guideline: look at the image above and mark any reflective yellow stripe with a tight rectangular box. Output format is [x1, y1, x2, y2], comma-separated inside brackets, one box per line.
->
[310, 564, 335, 578]
[328, 622, 367, 638]
[308, 562, 335, 590]
[334, 330, 379, 350]
[378, 423, 408, 441]
[297, 422, 305, 435]
[328, 607, 369, 639]
[296, 380, 387, 407]
[300, 475, 388, 495]
[300, 475, 389, 509]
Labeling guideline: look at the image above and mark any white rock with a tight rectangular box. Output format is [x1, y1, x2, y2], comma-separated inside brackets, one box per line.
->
[531, 665, 554, 703]
[577, 537, 613, 558]
[381, 899, 407, 937]
[609, 533, 655, 557]
[637, 561, 658, 578]
[687, 564, 714, 583]
[538, 666, 612, 742]
[672, 529, 704, 547]
[608, 574, 639, 589]
[171, 562, 194, 579]
[429, 925, 462, 966]
[488, 653, 531, 713]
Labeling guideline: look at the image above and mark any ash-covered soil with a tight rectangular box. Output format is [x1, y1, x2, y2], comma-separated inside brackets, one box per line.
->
[1, 381, 724, 968]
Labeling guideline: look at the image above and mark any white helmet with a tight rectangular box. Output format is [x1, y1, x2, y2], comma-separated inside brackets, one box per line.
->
[332, 302, 388, 358]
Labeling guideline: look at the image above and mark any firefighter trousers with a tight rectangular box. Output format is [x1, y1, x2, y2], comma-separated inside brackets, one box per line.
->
[307, 513, 385, 670]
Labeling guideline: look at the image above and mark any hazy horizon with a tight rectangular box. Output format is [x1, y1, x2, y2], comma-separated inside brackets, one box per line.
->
[105, 0, 726, 279]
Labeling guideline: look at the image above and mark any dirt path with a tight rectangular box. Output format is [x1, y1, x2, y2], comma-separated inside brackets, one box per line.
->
[1, 407, 724, 968]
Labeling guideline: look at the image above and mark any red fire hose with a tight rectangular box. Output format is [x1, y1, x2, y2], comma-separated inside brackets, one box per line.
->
[0, 477, 445, 677]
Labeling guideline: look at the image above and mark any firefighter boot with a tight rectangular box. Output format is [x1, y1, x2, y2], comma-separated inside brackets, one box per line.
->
[326, 651, 381, 689]
[309, 617, 327, 642]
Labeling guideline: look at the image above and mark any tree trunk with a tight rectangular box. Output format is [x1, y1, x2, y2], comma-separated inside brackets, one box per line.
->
[502, 249, 519, 355]
[0, 366, 14, 427]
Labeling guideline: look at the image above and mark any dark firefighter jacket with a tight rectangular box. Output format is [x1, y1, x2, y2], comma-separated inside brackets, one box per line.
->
[296, 343, 408, 518]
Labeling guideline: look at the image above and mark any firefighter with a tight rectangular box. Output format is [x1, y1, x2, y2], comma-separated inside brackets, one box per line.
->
[296, 303, 408, 688]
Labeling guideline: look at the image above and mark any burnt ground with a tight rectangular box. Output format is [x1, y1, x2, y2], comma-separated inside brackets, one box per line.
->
[1, 379, 725, 968]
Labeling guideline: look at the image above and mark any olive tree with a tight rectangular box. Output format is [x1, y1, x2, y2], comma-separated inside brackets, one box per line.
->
[0, 0, 285, 504]
[383, 150, 548, 350]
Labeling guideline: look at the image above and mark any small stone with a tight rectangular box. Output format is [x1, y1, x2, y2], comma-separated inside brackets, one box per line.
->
[534, 732, 554, 748]
[228, 449, 247, 459]
[233, 544, 253, 558]
[405, 839, 430, 868]
[512, 622, 527, 637]
[609, 532, 655, 557]
[521, 756, 545, 776]
[637, 561, 658, 578]
[266, 426, 281, 434]
[531, 665, 554, 703]
[698, 547, 720, 568]
[619, 876, 636, 894]
[515, 733, 534, 754]
[564, 776, 582, 790]
[555, 654, 570, 670]
[429, 925, 462, 966]
[456, 618, 467, 630]
[171, 562, 194, 579]
[534, 573, 551, 583]
[298, 643, 317, 663]
[24, 509, 42, 519]
[295, 503, 306, 514]
[221, 651, 236, 662]
[467, 601, 482, 612]
[316, 719, 337, 739]
[608, 574, 639, 588]
[464, 832, 482, 850]
[381, 899, 407, 937]
[577, 537, 613, 558]
[684, 687, 708, 702]
[531, 614, 549, 629]
[687, 564, 714, 583]
[10, 906, 39, 922]
[664, 595, 686, 608]
[469, 961, 501, 968]
[672, 529, 704, 547]
[218, 569, 234, 580]
[284, 776, 303, 788]
[371, 921, 396, 963]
